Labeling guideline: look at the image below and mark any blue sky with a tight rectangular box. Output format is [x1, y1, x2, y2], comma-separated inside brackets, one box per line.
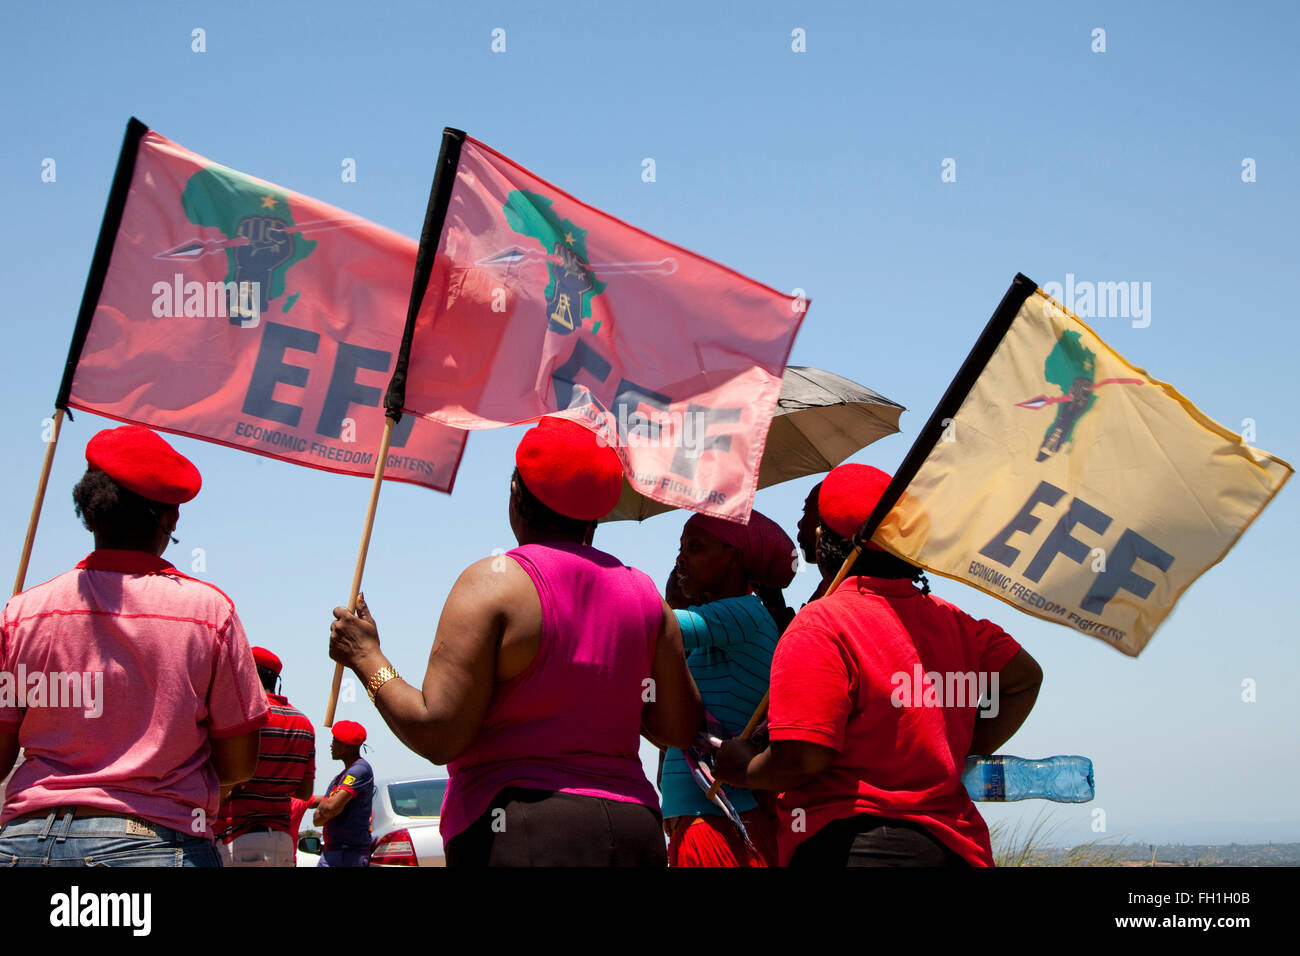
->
[2, 1, 1297, 847]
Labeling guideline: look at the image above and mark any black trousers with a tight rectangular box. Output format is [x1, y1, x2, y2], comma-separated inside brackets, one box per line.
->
[789, 814, 971, 867]
[445, 788, 667, 867]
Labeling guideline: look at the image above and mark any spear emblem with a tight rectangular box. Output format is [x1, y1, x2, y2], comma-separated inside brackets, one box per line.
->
[154, 218, 368, 260]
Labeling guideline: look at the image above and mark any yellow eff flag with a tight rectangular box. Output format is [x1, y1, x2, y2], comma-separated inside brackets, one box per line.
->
[869, 274, 1291, 656]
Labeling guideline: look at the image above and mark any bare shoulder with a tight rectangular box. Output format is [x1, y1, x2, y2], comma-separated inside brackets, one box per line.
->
[454, 553, 532, 591]
[448, 554, 538, 616]
[440, 554, 542, 681]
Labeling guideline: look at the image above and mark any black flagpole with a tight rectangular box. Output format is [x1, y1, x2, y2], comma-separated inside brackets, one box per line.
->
[384, 126, 467, 423]
[325, 127, 466, 726]
[854, 272, 1039, 549]
[14, 117, 148, 596]
[711, 273, 1040, 758]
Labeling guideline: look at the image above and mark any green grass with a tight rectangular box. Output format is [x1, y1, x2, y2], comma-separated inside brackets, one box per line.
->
[989, 808, 1130, 867]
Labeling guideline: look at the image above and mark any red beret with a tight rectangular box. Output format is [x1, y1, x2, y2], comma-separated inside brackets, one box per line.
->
[515, 417, 623, 521]
[332, 720, 366, 746]
[251, 647, 282, 675]
[85, 426, 201, 504]
[819, 464, 893, 546]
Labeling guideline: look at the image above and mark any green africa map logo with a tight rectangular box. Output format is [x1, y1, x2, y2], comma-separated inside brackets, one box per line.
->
[154, 164, 347, 325]
[1015, 329, 1143, 462]
[475, 189, 678, 335]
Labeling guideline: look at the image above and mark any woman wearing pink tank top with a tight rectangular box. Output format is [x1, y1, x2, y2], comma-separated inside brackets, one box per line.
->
[329, 418, 702, 866]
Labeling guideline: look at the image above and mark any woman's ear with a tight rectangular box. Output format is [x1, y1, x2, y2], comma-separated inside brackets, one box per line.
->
[726, 542, 746, 573]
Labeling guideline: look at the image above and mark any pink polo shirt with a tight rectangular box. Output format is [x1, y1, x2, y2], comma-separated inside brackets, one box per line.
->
[0, 549, 268, 836]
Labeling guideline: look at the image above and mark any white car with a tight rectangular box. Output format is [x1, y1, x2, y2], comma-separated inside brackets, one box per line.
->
[296, 834, 321, 867]
[368, 776, 448, 867]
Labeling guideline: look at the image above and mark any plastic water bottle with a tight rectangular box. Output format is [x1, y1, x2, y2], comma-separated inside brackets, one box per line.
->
[962, 755, 1094, 802]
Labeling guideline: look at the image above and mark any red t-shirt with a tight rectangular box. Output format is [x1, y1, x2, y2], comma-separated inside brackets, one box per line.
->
[215, 691, 316, 841]
[767, 575, 1022, 866]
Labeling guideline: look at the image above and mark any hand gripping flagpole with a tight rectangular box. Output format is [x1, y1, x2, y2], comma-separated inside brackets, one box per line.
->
[13, 119, 150, 596]
[325, 417, 397, 726]
[324, 127, 466, 726]
[704, 274, 1039, 799]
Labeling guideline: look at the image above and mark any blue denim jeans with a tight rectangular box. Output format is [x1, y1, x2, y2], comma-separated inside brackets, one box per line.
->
[318, 846, 370, 867]
[0, 808, 221, 867]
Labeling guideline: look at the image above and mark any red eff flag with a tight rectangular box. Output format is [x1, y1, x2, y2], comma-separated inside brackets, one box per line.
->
[63, 120, 465, 491]
[397, 134, 805, 521]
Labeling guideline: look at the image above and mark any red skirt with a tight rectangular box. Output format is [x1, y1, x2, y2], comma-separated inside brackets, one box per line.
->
[667, 809, 778, 867]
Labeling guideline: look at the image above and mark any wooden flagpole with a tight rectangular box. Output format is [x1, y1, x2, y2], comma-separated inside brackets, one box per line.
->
[12, 408, 66, 596]
[324, 416, 396, 727]
[324, 127, 467, 725]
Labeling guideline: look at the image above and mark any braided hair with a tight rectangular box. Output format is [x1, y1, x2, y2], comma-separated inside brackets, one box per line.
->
[816, 524, 930, 595]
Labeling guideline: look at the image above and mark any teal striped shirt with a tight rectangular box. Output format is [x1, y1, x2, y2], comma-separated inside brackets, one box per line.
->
[660, 594, 778, 819]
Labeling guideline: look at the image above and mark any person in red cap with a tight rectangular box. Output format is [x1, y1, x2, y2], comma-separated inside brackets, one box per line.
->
[312, 720, 373, 866]
[660, 509, 796, 867]
[329, 416, 701, 866]
[214, 647, 316, 866]
[0, 426, 268, 867]
[714, 463, 1043, 867]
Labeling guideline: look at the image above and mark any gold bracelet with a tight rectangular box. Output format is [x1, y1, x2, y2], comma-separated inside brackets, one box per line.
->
[365, 665, 399, 702]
